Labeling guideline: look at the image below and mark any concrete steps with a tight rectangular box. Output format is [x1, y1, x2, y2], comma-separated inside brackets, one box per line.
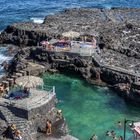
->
[0, 69, 28, 90]
[0, 105, 33, 140]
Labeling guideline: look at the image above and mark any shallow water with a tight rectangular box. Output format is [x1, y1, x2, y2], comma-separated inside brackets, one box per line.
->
[43, 73, 140, 140]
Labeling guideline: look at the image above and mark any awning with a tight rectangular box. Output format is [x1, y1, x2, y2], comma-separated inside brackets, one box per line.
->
[133, 122, 140, 136]
[40, 41, 49, 45]
[49, 39, 58, 45]
[62, 31, 80, 38]
[80, 43, 93, 48]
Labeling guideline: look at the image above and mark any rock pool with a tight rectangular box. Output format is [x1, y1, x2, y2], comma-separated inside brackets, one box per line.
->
[43, 73, 140, 140]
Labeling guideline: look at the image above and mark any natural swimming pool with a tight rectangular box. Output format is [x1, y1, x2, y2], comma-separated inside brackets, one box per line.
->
[43, 73, 140, 140]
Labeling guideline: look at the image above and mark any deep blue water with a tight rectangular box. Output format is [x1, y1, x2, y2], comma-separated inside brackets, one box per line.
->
[0, 0, 140, 30]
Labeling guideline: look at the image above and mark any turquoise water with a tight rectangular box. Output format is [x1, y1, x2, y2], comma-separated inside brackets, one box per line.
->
[43, 73, 140, 140]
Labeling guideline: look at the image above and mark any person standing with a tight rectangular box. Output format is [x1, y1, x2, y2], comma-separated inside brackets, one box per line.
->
[57, 109, 63, 120]
[46, 119, 52, 136]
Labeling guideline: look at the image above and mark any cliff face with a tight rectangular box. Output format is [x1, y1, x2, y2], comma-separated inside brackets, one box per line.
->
[0, 8, 140, 53]
[0, 8, 140, 106]
[8, 47, 140, 106]
[0, 24, 49, 46]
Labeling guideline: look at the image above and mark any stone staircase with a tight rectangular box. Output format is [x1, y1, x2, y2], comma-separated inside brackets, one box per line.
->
[0, 104, 34, 140]
[1, 69, 27, 87]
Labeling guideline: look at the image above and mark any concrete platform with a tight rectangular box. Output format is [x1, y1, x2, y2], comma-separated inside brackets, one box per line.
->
[6, 87, 55, 110]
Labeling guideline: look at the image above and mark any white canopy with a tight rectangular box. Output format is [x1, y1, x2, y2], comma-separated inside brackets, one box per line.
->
[15, 76, 44, 88]
[133, 122, 140, 136]
[62, 31, 80, 38]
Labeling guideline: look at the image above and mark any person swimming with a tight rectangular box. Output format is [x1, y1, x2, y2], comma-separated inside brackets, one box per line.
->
[117, 121, 122, 127]
[90, 134, 98, 140]
[106, 131, 112, 136]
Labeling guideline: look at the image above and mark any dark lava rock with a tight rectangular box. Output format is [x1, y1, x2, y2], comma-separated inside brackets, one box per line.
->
[0, 8, 140, 51]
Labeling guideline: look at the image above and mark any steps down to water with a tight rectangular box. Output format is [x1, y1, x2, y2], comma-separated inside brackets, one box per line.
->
[0, 104, 34, 140]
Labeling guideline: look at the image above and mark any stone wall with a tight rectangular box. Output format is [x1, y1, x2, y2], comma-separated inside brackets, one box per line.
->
[6, 94, 57, 120]
[100, 66, 137, 85]
[28, 95, 57, 120]
[0, 25, 49, 46]
[6, 47, 140, 107]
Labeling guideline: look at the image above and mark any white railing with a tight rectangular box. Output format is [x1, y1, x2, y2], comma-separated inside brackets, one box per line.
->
[41, 40, 98, 56]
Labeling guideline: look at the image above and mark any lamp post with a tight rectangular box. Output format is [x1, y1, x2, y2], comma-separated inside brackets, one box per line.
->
[124, 118, 134, 140]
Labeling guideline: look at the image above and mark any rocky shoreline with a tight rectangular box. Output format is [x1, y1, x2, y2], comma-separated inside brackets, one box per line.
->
[7, 46, 140, 106]
[0, 7, 139, 105]
[0, 7, 140, 139]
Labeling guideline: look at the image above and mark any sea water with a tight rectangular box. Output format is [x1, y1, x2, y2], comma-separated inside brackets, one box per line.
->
[0, 0, 140, 30]
[43, 73, 140, 140]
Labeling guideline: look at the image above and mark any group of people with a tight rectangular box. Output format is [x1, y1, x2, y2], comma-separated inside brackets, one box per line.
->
[90, 121, 124, 140]
[90, 132, 123, 140]
[11, 124, 22, 140]
[45, 109, 63, 136]
[105, 121, 123, 140]
[2, 124, 22, 140]
[106, 130, 123, 140]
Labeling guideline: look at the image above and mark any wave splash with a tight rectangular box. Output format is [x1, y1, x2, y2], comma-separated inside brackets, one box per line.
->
[0, 47, 13, 77]
[30, 17, 44, 24]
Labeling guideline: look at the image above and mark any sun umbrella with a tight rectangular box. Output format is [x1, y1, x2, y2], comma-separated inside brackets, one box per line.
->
[15, 76, 44, 88]
[62, 31, 80, 38]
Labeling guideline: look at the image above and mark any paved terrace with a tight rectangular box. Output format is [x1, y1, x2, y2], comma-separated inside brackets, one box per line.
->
[92, 52, 140, 81]
[100, 49, 140, 74]
[1, 86, 55, 110]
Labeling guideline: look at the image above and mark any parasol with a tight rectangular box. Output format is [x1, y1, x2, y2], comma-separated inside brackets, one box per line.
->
[62, 31, 80, 38]
[133, 122, 140, 136]
[15, 76, 44, 88]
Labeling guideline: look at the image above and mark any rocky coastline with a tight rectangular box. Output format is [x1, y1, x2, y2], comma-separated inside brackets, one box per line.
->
[0, 7, 139, 106]
[7, 46, 140, 106]
[0, 7, 140, 139]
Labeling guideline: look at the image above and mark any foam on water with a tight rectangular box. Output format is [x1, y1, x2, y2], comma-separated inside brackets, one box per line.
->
[0, 46, 13, 77]
[30, 17, 44, 24]
[0, 0, 140, 30]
